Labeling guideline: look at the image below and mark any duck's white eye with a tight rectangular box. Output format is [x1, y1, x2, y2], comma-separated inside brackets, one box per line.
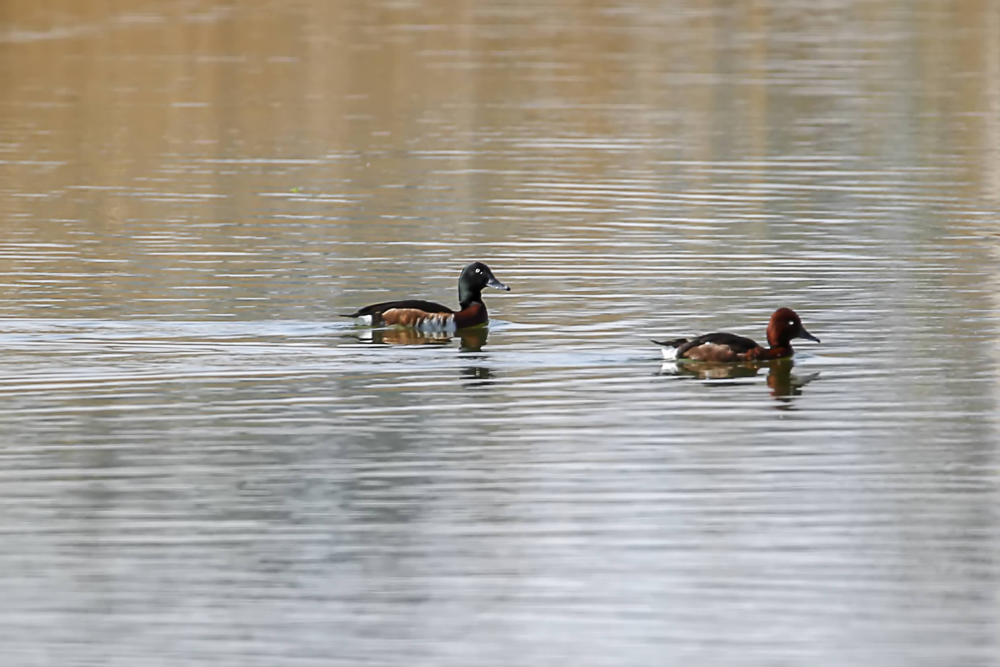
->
[475, 268, 481, 274]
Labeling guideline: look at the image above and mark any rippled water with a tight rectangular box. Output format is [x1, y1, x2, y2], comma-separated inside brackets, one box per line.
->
[1, 1, 998, 665]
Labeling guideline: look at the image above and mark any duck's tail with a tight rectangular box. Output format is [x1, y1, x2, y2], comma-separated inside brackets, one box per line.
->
[651, 338, 688, 361]
[343, 313, 375, 325]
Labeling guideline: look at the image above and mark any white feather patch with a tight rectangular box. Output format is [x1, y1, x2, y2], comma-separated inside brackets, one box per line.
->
[659, 345, 679, 360]
[417, 317, 456, 334]
[357, 315, 373, 325]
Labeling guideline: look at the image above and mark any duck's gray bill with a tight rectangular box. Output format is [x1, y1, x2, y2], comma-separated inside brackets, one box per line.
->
[487, 276, 510, 291]
[799, 327, 820, 343]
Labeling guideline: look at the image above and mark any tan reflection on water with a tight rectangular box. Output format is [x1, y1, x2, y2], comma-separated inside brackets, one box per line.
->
[2, 1, 997, 235]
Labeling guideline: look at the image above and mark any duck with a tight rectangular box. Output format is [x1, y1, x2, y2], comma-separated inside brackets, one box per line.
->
[652, 307, 820, 362]
[342, 262, 510, 332]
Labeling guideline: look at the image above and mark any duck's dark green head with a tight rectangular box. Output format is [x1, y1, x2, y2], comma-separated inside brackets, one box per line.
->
[458, 262, 509, 306]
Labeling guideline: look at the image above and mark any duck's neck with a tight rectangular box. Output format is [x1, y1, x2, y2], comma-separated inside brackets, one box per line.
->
[459, 287, 482, 310]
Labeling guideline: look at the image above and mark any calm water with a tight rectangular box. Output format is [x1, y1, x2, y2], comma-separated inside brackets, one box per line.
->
[1, 1, 999, 664]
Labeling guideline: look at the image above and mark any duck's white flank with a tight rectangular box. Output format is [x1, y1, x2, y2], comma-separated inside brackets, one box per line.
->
[416, 316, 457, 334]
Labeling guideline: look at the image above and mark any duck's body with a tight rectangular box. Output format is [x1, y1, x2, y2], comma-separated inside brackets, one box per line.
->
[343, 262, 508, 332]
[347, 299, 486, 332]
[653, 307, 819, 362]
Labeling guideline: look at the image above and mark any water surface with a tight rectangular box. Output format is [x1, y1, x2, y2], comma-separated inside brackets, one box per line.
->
[1, 1, 998, 665]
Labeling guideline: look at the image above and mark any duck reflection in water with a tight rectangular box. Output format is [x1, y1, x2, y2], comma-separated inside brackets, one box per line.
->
[354, 325, 489, 351]
[350, 326, 495, 387]
[454, 328, 494, 387]
[660, 358, 820, 402]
